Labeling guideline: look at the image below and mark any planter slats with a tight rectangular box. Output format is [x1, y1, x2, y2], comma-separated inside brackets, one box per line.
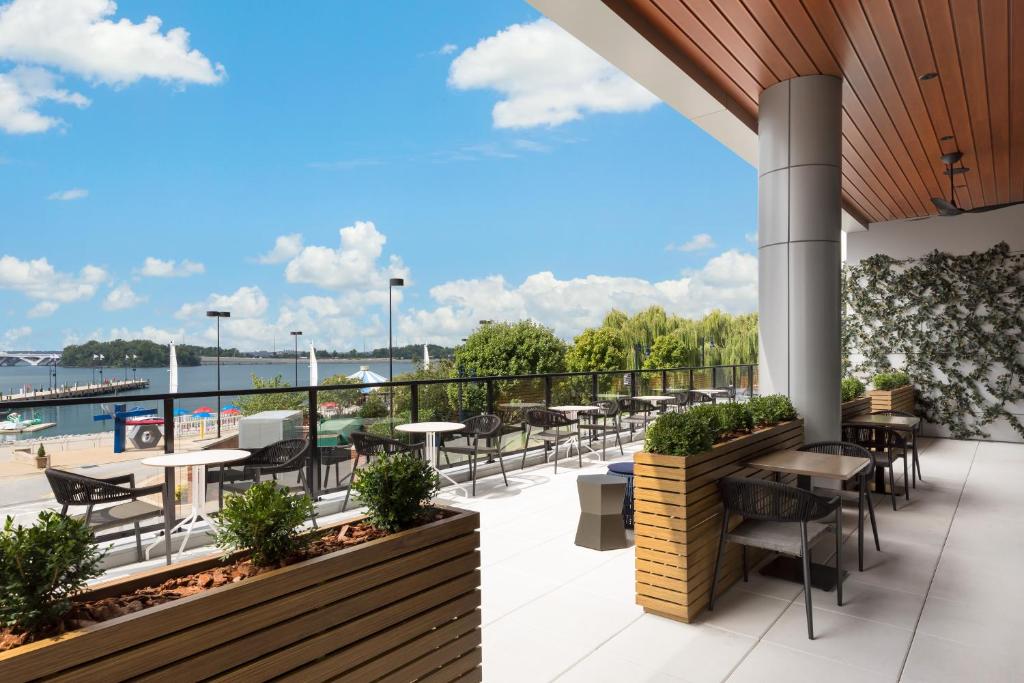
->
[0, 508, 481, 683]
[634, 420, 804, 623]
[841, 397, 871, 420]
[869, 385, 914, 413]
[373, 625, 482, 683]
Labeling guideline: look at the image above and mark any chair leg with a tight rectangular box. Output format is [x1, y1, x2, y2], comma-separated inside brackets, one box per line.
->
[498, 453, 508, 487]
[866, 485, 881, 551]
[616, 430, 624, 458]
[888, 457, 898, 511]
[342, 457, 359, 512]
[858, 486, 865, 572]
[522, 427, 531, 470]
[835, 505, 843, 607]
[576, 435, 582, 468]
[801, 523, 814, 640]
[134, 521, 143, 563]
[708, 515, 729, 611]
[903, 456, 910, 502]
[471, 447, 478, 497]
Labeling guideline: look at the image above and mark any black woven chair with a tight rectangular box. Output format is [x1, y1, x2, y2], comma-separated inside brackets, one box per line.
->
[319, 442, 354, 492]
[798, 441, 880, 571]
[441, 414, 506, 496]
[579, 400, 625, 460]
[843, 423, 909, 511]
[345, 431, 422, 511]
[45, 468, 165, 562]
[221, 439, 318, 526]
[523, 409, 580, 473]
[873, 409, 922, 487]
[617, 397, 655, 439]
[709, 477, 842, 640]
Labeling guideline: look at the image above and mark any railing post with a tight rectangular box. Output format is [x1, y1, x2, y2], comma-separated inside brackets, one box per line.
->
[661, 369, 668, 392]
[163, 397, 175, 454]
[591, 373, 598, 402]
[486, 379, 495, 415]
[689, 368, 694, 391]
[410, 382, 419, 423]
[630, 371, 638, 397]
[749, 365, 755, 397]
[544, 375, 552, 406]
[308, 388, 319, 499]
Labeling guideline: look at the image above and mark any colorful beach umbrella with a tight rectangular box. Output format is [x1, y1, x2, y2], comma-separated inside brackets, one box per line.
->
[222, 408, 241, 415]
[347, 365, 387, 394]
[172, 408, 189, 416]
[221, 403, 239, 411]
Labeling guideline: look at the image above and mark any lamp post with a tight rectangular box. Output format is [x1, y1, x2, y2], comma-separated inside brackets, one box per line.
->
[207, 310, 231, 438]
[96, 354, 105, 384]
[290, 331, 303, 385]
[388, 278, 405, 419]
[131, 354, 138, 381]
[124, 354, 130, 381]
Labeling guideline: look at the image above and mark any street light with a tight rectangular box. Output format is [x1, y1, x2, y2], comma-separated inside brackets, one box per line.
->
[207, 310, 231, 438]
[290, 331, 303, 385]
[93, 353, 104, 384]
[124, 354, 130, 381]
[130, 354, 138, 381]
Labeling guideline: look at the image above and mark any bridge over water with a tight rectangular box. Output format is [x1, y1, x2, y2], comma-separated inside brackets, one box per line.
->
[0, 351, 61, 367]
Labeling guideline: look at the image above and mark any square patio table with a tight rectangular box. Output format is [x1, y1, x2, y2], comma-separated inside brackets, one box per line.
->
[843, 414, 921, 491]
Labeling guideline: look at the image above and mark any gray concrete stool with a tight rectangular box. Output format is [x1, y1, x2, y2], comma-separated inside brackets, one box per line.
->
[575, 474, 628, 550]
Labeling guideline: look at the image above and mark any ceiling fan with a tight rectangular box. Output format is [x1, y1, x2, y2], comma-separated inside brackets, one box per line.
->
[927, 151, 1024, 216]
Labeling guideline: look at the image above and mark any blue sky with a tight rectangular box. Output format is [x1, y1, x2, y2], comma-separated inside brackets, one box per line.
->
[0, 0, 757, 351]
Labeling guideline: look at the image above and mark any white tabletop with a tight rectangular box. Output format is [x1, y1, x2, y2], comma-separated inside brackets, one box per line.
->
[395, 421, 465, 434]
[142, 449, 251, 468]
[694, 388, 730, 395]
[636, 395, 674, 402]
[550, 405, 598, 412]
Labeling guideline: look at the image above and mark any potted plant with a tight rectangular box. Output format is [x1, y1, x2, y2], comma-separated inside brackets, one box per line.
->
[634, 395, 802, 623]
[34, 444, 48, 470]
[840, 376, 870, 419]
[0, 458, 482, 681]
[869, 370, 914, 413]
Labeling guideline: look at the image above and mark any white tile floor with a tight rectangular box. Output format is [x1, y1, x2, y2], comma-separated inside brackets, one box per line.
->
[449, 434, 1024, 682]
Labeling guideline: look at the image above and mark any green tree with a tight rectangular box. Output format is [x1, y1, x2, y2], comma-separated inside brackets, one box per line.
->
[643, 334, 696, 369]
[235, 375, 305, 416]
[392, 360, 456, 422]
[565, 328, 627, 372]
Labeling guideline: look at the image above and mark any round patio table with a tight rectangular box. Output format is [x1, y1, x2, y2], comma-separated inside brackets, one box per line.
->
[142, 449, 250, 562]
[396, 422, 467, 496]
[550, 405, 601, 457]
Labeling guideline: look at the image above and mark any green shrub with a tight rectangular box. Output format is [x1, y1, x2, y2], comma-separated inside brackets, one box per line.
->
[357, 395, 389, 418]
[872, 371, 910, 391]
[214, 482, 315, 567]
[716, 402, 754, 434]
[747, 394, 797, 426]
[685, 404, 726, 441]
[352, 451, 440, 533]
[841, 376, 866, 402]
[644, 412, 714, 456]
[36, 444, 46, 458]
[0, 511, 104, 636]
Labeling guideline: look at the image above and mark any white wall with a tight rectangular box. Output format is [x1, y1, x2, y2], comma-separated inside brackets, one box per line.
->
[846, 203, 1024, 442]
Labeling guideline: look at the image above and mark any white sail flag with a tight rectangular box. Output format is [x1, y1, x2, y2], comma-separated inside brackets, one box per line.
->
[168, 342, 179, 394]
[309, 343, 319, 387]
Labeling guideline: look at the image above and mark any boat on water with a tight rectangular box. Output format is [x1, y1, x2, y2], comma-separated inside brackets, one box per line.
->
[0, 412, 56, 434]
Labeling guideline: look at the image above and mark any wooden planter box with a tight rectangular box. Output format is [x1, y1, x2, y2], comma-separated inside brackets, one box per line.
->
[634, 420, 804, 623]
[869, 384, 915, 413]
[0, 507, 481, 683]
[841, 396, 871, 420]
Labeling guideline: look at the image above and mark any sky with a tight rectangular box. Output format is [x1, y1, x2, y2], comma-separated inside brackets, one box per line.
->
[0, 0, 757, 352]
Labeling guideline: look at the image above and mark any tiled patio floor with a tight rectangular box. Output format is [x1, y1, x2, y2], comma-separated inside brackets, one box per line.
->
[453, 436, 1023, 683]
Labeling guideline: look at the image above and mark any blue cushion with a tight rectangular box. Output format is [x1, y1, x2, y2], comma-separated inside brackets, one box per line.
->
[607, 462, 634, 476]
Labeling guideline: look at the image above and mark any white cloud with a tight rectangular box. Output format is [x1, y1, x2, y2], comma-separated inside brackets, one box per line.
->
[0, 66, 89, 133]
[745, 232, 757, 244]
[176, 285, 268, 320]
[448, 18, 659, 128]
[257, 234, 304, 264]
[47, 187, 88, 201]
[138, 256, 205, 278]
[0, 255, 107, 302]
[283, 221, 408, 295]
[103, 282, 145, 310]
[2, 325, 31, 346]
[667, 233, 715, 252]
[0, 0, 223, 134]
[439, 43, 458, 55]
[398, 249, 757, 344]
[28, 301, 59, 317]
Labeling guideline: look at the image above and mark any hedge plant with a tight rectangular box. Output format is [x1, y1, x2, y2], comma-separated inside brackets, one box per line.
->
[644, 397, 791, 456]
[747, 394, 797, 426]
[871, 371, 910, 391]
[214, 482, 315, 567]
[352, 451, 440, 533]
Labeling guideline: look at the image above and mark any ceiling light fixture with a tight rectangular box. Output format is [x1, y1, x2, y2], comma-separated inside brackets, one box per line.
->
[919, 72, 939, 81]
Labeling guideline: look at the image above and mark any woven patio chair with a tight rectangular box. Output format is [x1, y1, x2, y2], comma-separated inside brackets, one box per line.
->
[344, 431, 424, 511]
[441, 414, 506, 496]
[617, 397, 656, 439]
[579, 400, 625, 459]
[873, 409, 922, 487]
[524, 409, 580, 473]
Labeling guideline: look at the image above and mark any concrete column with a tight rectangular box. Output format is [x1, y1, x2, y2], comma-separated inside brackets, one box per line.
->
[757, 75, 842, 442]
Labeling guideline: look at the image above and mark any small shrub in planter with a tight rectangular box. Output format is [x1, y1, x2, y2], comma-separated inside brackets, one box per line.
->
[0, 511, 104, 638]
[685, 404, 726, 441]
[841, 376, 866, 402]
[352, 451, 440, 533]
[644, 412, 714, 456]
[214, 482, 316, 567]
[715, 402, 754, 434]
[747, 394, 797, 426]
[871, 371, 910, 391]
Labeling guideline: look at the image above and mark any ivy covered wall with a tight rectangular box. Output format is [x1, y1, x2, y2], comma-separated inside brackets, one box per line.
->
[843, 241, 1024, 440]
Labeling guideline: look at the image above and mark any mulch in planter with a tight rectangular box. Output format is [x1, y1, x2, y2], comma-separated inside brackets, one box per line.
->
[1, 509, 452, 653]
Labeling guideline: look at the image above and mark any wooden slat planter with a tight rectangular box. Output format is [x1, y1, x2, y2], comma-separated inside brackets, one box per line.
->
[869, 384, 915, 413]
[841, 397, 871, 420]
[634, 420, 804, 623]
[0, 507, 481, 683]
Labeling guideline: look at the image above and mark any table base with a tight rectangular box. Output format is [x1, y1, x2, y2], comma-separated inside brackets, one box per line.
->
[759, 555, 847, 591]
[145, 465, 219, 561]
[426, 435, 469, 498]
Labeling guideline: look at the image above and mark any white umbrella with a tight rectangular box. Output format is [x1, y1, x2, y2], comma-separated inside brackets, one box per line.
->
[347, 365, 387, 393]
[423, 344, 430, 368]
[309, 343, 319, 386]
[168, 342, 178, 394]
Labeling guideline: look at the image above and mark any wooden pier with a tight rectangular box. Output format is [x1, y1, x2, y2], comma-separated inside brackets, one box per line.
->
[0, 379, 150, 403]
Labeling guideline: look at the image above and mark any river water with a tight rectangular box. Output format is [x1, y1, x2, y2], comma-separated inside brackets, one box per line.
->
[0, 360, 414, 440]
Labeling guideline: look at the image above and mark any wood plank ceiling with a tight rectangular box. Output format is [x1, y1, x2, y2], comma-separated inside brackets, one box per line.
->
[602, 0, 1024, 223]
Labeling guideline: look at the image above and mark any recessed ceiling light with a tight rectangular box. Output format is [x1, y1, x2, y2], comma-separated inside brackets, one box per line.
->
[940, 135, 954, 141]
[919, 72, 939, 81]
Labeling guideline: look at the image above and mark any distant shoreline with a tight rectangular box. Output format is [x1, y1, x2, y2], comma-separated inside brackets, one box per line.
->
[197, 356, 418, 365]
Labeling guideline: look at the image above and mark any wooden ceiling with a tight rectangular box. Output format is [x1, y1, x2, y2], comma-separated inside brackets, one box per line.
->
[602, 0, 1024, 223]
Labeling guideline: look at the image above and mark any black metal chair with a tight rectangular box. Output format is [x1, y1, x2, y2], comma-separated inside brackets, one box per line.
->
[45, 468, 165, 562]
[798, 441, 880, 571]
[617, 398, 655, 439]
[319, 442, 354, 492]
[441, 414, 506, 496]
[579, 400, 625, 459]
[221, 439, 318, 526]
[524, 409, 580, 473]
[843, 423, 909, 511]
[873, 409, 922, 487]
[709, 477, 842, 640]
[345, 431, 422, 511]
